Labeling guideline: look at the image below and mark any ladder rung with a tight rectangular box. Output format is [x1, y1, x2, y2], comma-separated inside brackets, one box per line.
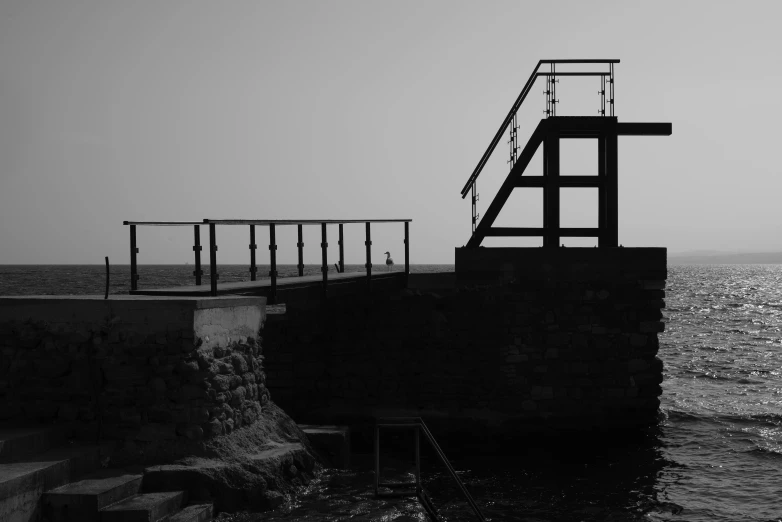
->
[378, 481, 418, 489]
[376, 489, 417, 498]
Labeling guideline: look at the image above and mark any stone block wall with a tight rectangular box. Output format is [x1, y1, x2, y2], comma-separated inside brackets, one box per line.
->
[264, 248, 667, 438]
[0, 296, 270, 449]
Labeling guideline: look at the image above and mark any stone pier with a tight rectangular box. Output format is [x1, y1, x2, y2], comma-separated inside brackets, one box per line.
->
[264, 247, 667, 446]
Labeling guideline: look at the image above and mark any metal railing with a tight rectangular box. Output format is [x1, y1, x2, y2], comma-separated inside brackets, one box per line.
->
[375, 417, 486, 522]
[460, 59, 620, 202]
[122, 219, 411, 300]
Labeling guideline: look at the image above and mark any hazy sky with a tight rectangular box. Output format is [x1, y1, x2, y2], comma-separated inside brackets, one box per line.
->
[1, 1, 781, 265]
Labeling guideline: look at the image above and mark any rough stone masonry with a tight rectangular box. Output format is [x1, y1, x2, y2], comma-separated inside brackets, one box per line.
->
[0, 296, 273, 462]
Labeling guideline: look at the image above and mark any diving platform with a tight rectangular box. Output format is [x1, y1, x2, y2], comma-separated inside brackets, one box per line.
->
[460, 59, 671, 249]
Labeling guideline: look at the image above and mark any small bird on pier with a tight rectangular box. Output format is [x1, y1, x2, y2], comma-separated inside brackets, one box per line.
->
[384, 251, 394, 271]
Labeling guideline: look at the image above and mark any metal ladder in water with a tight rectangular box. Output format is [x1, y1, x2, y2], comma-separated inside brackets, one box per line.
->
[374, 417, 486, 522]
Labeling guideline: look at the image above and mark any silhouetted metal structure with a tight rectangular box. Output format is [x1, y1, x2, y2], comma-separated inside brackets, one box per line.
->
[122, 219, 411, 302]
[375, 417, 486, 522]
[462, 59, 671, 247]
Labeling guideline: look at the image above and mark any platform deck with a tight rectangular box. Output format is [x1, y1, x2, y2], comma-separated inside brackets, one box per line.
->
[129, 270, 406, 303]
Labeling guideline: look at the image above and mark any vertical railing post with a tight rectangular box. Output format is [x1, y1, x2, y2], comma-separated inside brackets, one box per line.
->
[129, 224, 138, 291]
[249, 225, 257, 282]
[598, 134, 607, 247]
[269, 224, 277, 304]
[414, 425, 421, 493]
[193, 225, 202, 286]
[543, 131, 560, 247]
[338, 223, 344, 274]
[209, 223, 218, 296]
[374, 424, 380, 497]
[321, 223, 328, 300]
[404, 221, 410, 282]
[297, 224, 304, 277]
[606, 122, 619, 247]
[609, 63, 615, 117]
[365, 222, 372, 293]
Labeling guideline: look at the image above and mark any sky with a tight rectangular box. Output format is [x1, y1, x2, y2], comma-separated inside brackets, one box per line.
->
[1, 0, 781, 265]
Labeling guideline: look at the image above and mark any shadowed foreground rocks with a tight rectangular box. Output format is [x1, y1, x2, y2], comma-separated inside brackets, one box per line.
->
[139, 401, 320, 513]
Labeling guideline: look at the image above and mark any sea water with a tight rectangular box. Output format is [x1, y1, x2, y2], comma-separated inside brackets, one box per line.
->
[1, 264, 780, 521]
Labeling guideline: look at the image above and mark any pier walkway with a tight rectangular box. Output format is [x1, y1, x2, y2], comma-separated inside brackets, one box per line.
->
[130, 270, 407, 302]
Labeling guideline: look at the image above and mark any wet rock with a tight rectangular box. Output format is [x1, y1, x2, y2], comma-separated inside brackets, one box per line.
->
[264, 490, 285, 509]
[212, 375, 231, 391]
[207, 418, 223, 436]
[231, 354, 248, 374]
[177, 360, 200, 374]
[230, 386, 246, 407]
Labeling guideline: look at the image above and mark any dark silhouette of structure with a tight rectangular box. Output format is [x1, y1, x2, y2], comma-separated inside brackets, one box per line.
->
[461, 60, 671, 248]
[122, 219, 411, 303]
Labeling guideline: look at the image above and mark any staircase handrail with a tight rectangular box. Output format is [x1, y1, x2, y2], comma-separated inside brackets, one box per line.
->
[460, 59, 620, 199]
[377, 416, 486, 521]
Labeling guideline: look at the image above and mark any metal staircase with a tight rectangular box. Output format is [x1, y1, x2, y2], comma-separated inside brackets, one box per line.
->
[374, 417, 486, 522]
[461, 59, 671, 248]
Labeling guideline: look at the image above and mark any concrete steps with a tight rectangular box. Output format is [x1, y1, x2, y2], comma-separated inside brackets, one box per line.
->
[299, 425, 350, 469]
[100, 491, 185, 522]
[167, 503, 214, 522]
[43, 471, 143, 522]
[143, 442, 314, 513]
[45, 470, 214, 522]
[0, 425, 213, 522]
[0, 437, 114, 522]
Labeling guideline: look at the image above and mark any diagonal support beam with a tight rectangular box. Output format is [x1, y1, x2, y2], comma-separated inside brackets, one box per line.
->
[466, 119, 549, 248]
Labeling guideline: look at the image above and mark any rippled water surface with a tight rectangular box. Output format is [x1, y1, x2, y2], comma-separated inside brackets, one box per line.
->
[2, 264, 782, 521]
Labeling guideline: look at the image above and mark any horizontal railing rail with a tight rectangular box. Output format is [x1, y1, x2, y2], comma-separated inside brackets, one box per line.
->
[375, 416, 486, 522]
[122, 219, 411, 301]
[202, 219, 412, 225]
[122, 221, 204, 226]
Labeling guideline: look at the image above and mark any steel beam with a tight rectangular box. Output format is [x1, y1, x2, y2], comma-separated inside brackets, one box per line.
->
[616, 122, 672, 136]
[209, 223, 218, 296]
[193, 225, 202, 285]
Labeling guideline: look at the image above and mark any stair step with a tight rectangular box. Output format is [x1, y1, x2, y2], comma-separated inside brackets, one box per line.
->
[0, 424, 70, 463]
[0, 442, 114, 522]
[143, 442, 313, 513]
[168, 503, 213, 522]
[43, 471, 143, 522]
[300, 425, 350, 469]
[99, 491, 185, 522]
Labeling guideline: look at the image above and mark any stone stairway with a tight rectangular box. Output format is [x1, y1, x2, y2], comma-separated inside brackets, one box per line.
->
[0, 425, 213, 522]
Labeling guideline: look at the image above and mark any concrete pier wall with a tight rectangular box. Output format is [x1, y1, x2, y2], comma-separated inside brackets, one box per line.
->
[0, 296, 269, 454]
[264, 248, 667, 441]
[0, 247, 667, 450]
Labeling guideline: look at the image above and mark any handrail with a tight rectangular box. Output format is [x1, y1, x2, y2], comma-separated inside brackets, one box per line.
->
[122, 219, 411, 299]
[460, 60, 543, 198]
[122, 221, 203, 226]
[375, 417, 486, 522]
[203, 219, 412, 225]
[460, 59, 620, 199]
[122, 219, 412, 226]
